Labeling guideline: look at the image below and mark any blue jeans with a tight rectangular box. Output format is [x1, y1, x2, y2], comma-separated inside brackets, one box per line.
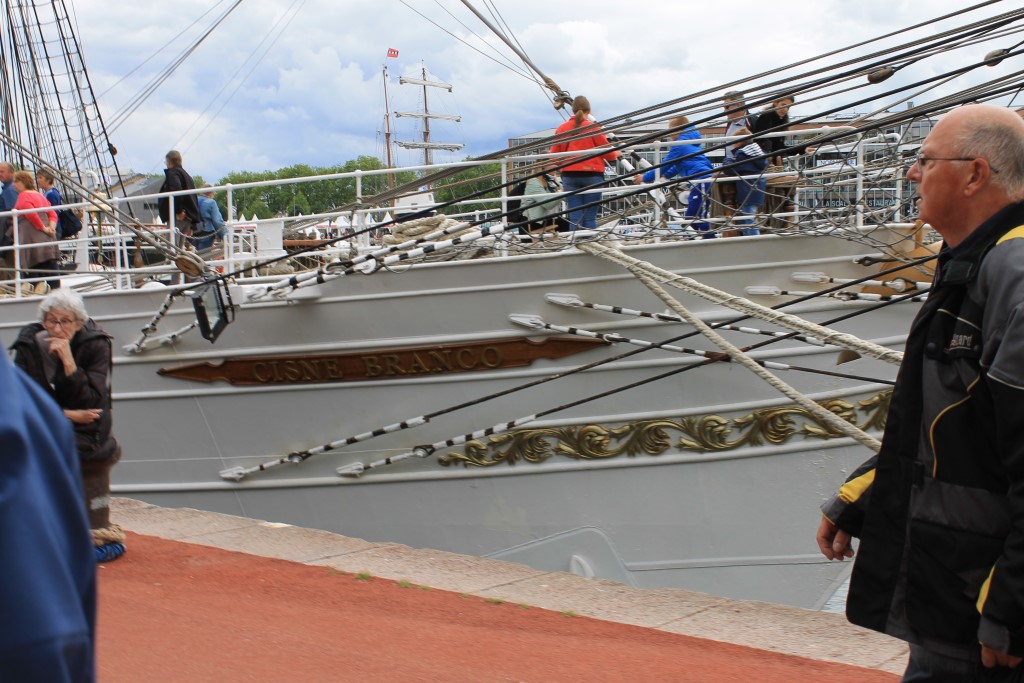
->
[734, 177, 766, 236]
[561, 172, 604, 230]
[189, 232, 215, 251]
[902, 644, 1024, 682]
[684, 182, 713, 237]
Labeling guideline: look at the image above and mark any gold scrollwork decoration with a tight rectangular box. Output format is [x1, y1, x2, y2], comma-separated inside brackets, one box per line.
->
[437, 389, 893, 469]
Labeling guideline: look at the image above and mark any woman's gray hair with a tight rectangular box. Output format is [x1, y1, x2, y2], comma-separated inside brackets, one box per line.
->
[38, 288, 88, 323]
[954, 118, 1024, 199]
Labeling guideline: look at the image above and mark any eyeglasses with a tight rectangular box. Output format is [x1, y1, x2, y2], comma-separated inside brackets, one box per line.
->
[913, 154, 1000, 174]
[43, 317, 78, 328]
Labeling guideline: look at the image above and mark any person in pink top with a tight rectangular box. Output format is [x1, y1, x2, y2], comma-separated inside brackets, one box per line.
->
[9, 170, 61, 289]
[549, 96, 620, 230]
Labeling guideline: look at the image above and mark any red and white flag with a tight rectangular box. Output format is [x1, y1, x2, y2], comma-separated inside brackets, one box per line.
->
[386, 48, 399, 59]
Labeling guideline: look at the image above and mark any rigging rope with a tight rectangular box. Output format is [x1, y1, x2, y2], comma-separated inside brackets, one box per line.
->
[628, 272, 882, 451]
[509, 314, 896, 387]
[577, 241, 904, 365]
[221, 252, 934, 481]
[105, 0, 246, 134]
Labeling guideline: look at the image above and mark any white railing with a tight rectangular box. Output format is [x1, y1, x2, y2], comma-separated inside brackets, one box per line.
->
[0, 126, 912, 298]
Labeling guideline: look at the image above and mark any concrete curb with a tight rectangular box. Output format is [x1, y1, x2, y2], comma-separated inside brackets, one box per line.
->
[111, 497, 907, 674]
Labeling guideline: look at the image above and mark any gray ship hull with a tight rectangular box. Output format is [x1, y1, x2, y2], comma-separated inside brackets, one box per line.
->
[0, 233, 903, 608]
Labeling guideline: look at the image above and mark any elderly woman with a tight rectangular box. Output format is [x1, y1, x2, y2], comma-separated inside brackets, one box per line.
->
[10, 288, 125, 562]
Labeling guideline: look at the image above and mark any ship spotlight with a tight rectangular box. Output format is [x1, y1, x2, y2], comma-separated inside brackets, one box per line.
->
[191, 279, 234, 343]
[867, 67, 895, 84]
[984, 48, 1009, 66]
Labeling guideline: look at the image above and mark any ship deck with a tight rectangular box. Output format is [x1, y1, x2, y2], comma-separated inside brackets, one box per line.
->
[98, 498, 906, 681]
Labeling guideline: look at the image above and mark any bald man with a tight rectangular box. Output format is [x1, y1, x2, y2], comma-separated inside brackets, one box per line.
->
[816, 104, 1024, 680]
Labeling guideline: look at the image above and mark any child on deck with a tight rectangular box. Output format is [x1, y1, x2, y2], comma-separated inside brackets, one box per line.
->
[640, 116, 715, 236]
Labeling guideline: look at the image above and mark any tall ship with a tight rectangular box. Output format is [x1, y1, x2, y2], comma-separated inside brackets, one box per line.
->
[2, 1, 1021, 610]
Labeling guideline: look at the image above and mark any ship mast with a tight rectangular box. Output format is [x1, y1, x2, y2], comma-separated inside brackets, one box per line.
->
[0, 0, 124, 197]
[396, 66, 464, 176]
[382, 64, 396, 190]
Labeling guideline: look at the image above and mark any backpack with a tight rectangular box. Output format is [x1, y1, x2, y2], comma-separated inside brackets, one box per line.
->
[58, 208, 83, 239]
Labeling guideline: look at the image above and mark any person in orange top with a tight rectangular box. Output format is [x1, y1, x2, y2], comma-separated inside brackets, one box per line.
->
[549, 96, 620, 230]
[9, 170, 61, 289]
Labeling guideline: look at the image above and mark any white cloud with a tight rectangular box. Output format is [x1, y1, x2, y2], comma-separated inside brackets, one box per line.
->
[57, 0, 1022, 180]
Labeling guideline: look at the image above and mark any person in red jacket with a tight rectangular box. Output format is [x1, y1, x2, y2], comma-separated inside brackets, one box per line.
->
[9, 170, 61, 289]
[549, 96, 619, 230]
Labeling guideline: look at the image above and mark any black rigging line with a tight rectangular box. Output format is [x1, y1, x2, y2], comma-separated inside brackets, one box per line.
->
[571, 6, 1024, 138]
[51, 0, 132, 204]
[28, 0, 85, 185]
[332, 6, 1024, 217]
[97, 0, 237, 99]
[479, 0, 555, 106]
[176, 0, 305, 159]
[106, 0, 245, 134]
[593, 7, 1024, 136]
[481, 0, 529, 70]
[399, 0, 538, 83]
[429, 0, 528, 77]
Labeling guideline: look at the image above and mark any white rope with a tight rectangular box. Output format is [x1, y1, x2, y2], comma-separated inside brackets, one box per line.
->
[247, 216, 495, 301]
[578, 241, 904, 366]
[383, 214, 464, 242]
[632, 272, 882, 453]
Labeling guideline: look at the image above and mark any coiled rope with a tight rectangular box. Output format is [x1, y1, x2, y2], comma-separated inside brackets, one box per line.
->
[385, 214, 489, 262]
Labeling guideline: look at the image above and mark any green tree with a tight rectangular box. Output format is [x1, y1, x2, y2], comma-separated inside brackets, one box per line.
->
[431, 159, 503, 215]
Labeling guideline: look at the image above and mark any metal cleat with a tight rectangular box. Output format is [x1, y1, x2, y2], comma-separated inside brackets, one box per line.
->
[336, 462, 365, 477]
[219, 466, 248, 482]
[545, 292, 584, 307]
[508, 314, 546, 330]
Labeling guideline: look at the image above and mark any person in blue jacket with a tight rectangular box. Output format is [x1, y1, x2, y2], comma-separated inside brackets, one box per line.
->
[640, 116, 715, 235]
[0, 350, 96, 681]
[197, 185, 226, 249]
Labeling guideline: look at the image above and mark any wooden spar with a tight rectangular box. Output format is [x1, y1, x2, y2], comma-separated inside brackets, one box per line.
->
[382, 64, 396, 191]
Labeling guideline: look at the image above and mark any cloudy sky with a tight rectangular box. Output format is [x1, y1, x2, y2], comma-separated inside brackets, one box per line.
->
[66, 0, 1022, 181]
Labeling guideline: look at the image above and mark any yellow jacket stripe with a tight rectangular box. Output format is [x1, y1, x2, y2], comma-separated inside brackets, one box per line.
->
[996, 225, 1024, 245]
[839, 469, 876, 504]
[977, 566, 996, 613]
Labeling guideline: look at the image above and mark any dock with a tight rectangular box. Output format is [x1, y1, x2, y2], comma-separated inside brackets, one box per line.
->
[99, 498, 907, 681]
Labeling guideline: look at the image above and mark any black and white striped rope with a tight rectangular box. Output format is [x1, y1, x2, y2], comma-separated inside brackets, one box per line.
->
[629, 271, 883, 452]
[221, 256, 931, 482]
[125, 322, 199, 354]
[544, 293, 828, 347]
[219, 417, 430, 481]
[336, 270, 909, 478]
[123, 291, 183, 354]
[245, 217, 508, 301]
[330, 264, 895, 479]
[790, 271, 931, 292]
[579, 241, 905, 366]
[509, 314, 894, 386]
[335, 415, 542, 477]
[247, 216, 468, 300]
[746, 286, 930, 303]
